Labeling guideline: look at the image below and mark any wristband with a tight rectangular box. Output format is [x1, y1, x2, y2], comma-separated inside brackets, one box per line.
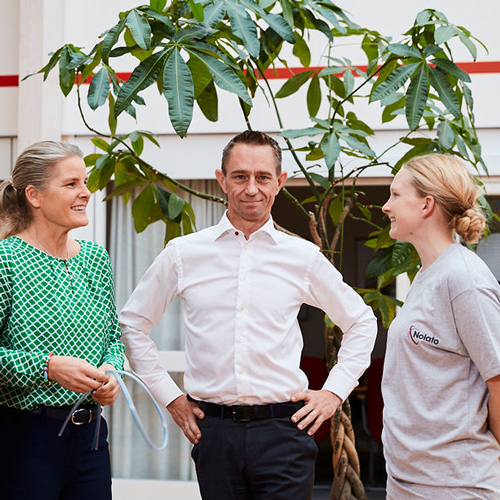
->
[42, 352, 54, 383]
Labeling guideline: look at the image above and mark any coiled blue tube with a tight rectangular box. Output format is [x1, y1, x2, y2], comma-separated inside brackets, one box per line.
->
[58, 369, 168, 452]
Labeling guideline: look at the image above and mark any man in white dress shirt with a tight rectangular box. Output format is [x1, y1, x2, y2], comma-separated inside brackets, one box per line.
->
[120, 130, 377, 500]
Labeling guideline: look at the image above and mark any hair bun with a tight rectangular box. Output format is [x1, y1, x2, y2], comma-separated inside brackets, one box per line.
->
[451, 208, 485, 244]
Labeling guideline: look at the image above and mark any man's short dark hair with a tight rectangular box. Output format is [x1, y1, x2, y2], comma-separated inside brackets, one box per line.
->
[221, 130, 282, 174]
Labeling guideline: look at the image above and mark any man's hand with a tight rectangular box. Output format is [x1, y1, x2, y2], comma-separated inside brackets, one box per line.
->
[290, 389, 342, 436]
[167, 394, 205, 445]
[92, 364, 121, 405]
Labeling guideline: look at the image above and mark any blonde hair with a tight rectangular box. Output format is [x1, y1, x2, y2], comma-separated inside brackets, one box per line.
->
[403, 154, 485, 244]
[0, 141, 83, 239]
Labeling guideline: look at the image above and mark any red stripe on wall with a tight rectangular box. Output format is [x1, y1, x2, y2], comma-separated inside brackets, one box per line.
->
[0, 75, 19, 87]
[2, 61, 500, 87]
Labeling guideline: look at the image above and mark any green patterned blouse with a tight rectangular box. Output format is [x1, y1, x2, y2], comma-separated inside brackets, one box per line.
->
[0, 236, 124, 410]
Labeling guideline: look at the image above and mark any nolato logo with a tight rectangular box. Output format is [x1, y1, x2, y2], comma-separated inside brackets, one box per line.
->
[409, 325, 439, 346]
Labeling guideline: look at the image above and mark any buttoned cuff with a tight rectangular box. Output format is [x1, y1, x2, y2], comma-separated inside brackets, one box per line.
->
[148, 372, 184, 408]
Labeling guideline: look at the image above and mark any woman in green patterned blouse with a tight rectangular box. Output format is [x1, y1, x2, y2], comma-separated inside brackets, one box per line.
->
[0, 141, 125, 500]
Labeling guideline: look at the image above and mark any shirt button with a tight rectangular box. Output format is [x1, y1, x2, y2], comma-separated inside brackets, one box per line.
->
[235, 231, 239, 236]
[238, 367, 244, 374]
[238, 336, 244, 342]
[238, 305, 244, 311]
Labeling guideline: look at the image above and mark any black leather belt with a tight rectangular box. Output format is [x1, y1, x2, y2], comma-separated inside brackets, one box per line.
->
[189, 396, 304, 422]
[30, 405, 100, 425]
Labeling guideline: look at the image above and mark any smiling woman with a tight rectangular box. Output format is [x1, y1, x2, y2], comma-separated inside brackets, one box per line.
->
[0, 141, 125, 500]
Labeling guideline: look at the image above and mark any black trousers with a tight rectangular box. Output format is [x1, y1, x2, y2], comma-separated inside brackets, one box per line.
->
[0, 406, 111, 500]
[192, 414, 319, 500]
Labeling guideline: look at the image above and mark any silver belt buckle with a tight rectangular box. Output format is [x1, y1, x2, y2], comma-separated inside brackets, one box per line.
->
[71, 408, 92, 425]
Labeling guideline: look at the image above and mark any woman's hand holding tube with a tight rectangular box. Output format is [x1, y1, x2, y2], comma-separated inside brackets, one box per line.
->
[47, 355, 108, 394]
[92, 363, 121, 405]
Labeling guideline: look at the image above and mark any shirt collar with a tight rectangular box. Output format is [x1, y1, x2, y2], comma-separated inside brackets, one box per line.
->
[213, 211, 280, 245]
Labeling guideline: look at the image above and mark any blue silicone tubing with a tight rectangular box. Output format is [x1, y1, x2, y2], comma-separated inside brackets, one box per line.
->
[57, 369, 168, 451]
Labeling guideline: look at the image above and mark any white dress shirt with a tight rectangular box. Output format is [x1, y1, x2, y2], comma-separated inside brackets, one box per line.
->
[119, 213, 377, 407]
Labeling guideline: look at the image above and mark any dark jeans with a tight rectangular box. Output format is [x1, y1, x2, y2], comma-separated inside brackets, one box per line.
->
[192, 414, 319, 500]
[0, 406, 112, 500]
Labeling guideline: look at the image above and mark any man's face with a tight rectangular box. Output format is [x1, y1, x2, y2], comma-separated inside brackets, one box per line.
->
[215, 143, 287, 230]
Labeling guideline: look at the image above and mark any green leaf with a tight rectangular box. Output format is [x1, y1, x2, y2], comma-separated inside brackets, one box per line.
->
[95, 153, 111, 170]
[163, 49, 194, 138]
[275, 70, 314, 98]
[149, 0, 167, 13]
[292, 33, 311, 68]
[321, 133, 341, 168]
[139, 7, 175, 32]
[318, 66, 345, 77]
[307, 73, 321, 117]
[139, 130, 160, 148]
[108, 92, 117, 135]
[204, 2, 226, 27]
[437, 121, 455, 149]
[428, 67, 461, 119]
[328, 195, 343, 225]
[156, 187, 179, 222]
[361, 34, 379, 64]
[81, 45, 103, 82]
[434, 25, 458, 45]
[130, 131, 144, 155]
[99, 155, 116, 190]
[405, 64, 428, 130]
[341, 134, 375, 158]
[132, 184, 156, 233]
[393, 143, 439, 173]
[91, 138, 110, 152]
[308, 173, 330, 191]
[343, 69, 354, 97]
[263, 12, 296, 43]
[164, 221, 182, 245]
[391, 241, 413, 268]
[365, 250, 392, 280]
[280, 0, 293, 27]
[188, 0, 204, 22]
[115, 49, 170, 117]
[196, 80, 218, 121]
[458, 30, 477, 60]
[86, 168, 101, 193]
[183, 201, 197, 231]
[226, 3, 260, 58]
[59, 47, 75, 97]
[168, 192, 186, 219]
[370, 63, 420, 102]
[432, 58, 471, 82]
[423, 44, 442, 58]
[174, 24, 215, 43]
[103, 179, 146, 201]
[84, 153, 102, 167]
[387, 43, 421, 59]
[126, 10, 152, 50]
[280, 127, 323, 139]
[189, 50, 251, 105]
[102, 17, 127, 64]
[188, 56, 212, 98]
[181, 210, 195, 235]
[88, 67, 110, 110]
[33, 47, 64, 82]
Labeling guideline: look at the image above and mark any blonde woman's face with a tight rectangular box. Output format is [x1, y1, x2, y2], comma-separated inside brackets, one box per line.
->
[382, 168, 427, 243]
[30, 156, 91, 231]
